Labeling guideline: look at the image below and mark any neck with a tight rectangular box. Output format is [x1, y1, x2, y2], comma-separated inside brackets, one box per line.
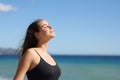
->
[37, 40, 49, 52]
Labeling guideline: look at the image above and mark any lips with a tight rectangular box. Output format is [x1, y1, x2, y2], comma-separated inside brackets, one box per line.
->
[50, 30, 54, 33]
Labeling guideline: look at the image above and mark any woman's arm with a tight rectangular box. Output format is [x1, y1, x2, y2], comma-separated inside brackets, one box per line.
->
[14, 50, 33, 80]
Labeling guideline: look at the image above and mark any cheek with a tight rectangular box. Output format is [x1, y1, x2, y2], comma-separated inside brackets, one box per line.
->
[40, 31, 49, 37]
[35, 31, 45, 39]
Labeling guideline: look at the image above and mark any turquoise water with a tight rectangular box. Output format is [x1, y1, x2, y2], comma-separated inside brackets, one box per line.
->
[0, 55, 120, 80]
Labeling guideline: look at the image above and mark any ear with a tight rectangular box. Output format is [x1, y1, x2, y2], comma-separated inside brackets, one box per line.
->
[34, 32, 39, 39]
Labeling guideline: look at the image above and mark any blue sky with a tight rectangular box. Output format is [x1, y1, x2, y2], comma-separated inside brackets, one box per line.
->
[0, 0, 120, 55]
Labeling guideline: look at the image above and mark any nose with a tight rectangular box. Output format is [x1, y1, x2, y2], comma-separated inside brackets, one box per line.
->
[48, 25, 52, 29]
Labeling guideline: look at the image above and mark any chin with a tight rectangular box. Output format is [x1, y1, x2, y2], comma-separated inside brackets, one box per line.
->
[49, 33, 55, 39]
[51, 35, 55, 38]
[51, 33, 55, 37]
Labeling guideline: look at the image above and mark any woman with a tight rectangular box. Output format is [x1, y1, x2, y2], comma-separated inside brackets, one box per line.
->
[14, 19, 61, 80]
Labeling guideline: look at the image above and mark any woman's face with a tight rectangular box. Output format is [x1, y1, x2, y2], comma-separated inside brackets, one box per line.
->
[35, 20, 55, 40]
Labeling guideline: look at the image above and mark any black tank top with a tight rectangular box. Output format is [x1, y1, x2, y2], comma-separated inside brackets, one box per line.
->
[26, 50, 61, 80]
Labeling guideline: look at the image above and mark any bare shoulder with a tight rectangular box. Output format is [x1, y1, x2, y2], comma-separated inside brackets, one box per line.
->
[21, 48, 36, 61]
[25, 48, 36, 54]
[22, 48, 41, 71]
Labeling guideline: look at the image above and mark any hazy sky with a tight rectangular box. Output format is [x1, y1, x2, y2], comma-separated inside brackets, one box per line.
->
[0, 0, 120, 55]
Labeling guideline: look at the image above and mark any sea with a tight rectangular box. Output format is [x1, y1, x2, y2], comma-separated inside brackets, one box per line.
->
[0, 54, 120, 80]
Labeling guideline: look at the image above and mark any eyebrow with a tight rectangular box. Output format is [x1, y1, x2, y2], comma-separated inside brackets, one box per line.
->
[41, 24, 51, 27]
[39, 24, 47, 27]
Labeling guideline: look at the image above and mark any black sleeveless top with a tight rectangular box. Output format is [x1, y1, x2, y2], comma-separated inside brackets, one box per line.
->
[26, 50, 61, 80]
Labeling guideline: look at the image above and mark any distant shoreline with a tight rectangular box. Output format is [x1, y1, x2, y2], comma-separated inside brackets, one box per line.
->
[0, 47, 17, 55]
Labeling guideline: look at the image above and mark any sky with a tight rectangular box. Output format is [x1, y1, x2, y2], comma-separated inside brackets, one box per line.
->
[0, 0, 120, 55]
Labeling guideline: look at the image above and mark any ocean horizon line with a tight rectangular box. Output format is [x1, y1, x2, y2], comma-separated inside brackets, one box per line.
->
[0, 53, 120, 57]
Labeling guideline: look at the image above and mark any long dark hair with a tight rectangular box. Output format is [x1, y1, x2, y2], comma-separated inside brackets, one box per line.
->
[20, 19, 43, 56]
